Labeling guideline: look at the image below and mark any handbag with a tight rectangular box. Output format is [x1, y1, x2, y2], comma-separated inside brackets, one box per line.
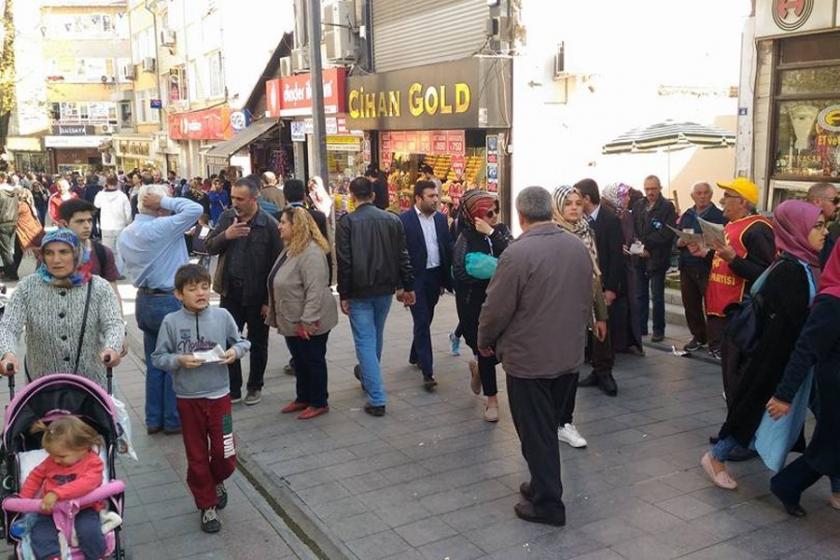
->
[73, 282, 93, 375]
[464, 252, 498, 280]
[726, 259, 783, 355]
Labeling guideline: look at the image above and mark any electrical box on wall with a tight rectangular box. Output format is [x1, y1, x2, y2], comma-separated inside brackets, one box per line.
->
[279, 57, 292, 77]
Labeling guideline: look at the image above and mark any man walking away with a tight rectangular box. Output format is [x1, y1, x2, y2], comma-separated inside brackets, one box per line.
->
[94, 175, 132, 266]
[632, 175, 676, 342]
[259, 171, 286, 216]
[0, 172, 20, 279]
[206, 174, 282, 406]
[399, 180, 453, 390]
[676, 182, 726, 352]
[118, 185, 203, 434]
[479, 186, 593, 526]
[576, 178, 621, 396]
[336, 177, 415, 417]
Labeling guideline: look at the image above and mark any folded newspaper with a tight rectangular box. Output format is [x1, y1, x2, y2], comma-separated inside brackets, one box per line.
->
[193, 345, 226, 363]
[697, 217, 726, 247]
[667, 225, 704, 246]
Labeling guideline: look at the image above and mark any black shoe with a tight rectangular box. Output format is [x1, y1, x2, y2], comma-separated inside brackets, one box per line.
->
[627, 345, 645, 357]
[513, 502, 565, 527]
[770, 483, 807, 517]
[283, 364, 296, 377]
[577, 373, 598, 387]
[364, 403, 386, 417]
[215, 483, 228, 510]
[727, 446, 758, 462]
[683, 338, 706, 352]
[651, 333, 665, 343]
[423, 376, 438, 392]
[519, 482, 534, 501]
[353, 365, 366, 392]
[201, 507, 221, 533]
[146, 426, 163, 435]
[597, 372, 618, 397]
[163, 427, 182, 435]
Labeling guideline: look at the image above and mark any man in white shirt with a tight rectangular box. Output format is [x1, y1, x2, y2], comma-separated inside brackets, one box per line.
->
[399, 181, 453, 390]
[94, 175, 133, 262]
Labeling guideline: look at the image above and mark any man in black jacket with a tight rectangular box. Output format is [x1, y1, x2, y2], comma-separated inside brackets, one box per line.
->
[206, 174, 282, 406]
[575, 179, 620, 396]
[337, 177, 414, 417]
[633, 175, 676, 342]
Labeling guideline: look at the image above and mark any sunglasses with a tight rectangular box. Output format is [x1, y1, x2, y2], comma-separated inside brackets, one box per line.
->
[483, 209, 497, 219]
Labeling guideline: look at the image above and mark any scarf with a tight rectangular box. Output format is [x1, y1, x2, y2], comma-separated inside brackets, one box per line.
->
[552, 186, 602, 278]
[458, 189, 497, 228]
[819, 235, 840, 299]
[602, 182, 630, 211]
[309, 176, 333, 216]
[774, 200, 822, 282]
[36, 228, 90, 287]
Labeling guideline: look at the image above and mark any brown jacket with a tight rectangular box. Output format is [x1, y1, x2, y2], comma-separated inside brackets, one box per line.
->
[260, 186, 286, 210]
[478, 223, 593, 379]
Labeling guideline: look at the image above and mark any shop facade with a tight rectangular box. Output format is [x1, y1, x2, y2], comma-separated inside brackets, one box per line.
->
[44, 131, 109, 174]
[6, 136, 47, 173]
[167, 105, 233, 178]
[345, 57, 512, 215]
[111, 134, 165, 172]
[739, 1, 840, 207]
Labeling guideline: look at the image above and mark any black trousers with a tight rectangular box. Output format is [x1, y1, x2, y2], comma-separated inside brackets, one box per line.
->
[590, 328, 615, 375]
[286, 333, 330, 407]
[476, 354, 498, 397]
[680, 265, 710, 344]
[408, 268, 442, 376]
[771, 455, 823, 505]
[507, 373, 576, 517]
[222, 288, 269, 397]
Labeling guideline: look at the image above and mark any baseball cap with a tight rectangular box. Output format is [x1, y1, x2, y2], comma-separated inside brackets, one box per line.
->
[716, 177, 759, 205]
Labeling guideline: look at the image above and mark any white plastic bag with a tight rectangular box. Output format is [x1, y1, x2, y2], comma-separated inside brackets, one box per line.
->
[111, 397, 138, 461]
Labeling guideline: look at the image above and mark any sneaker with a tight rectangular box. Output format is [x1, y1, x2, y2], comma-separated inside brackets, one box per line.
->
[557, 423, 587, 448]
[215, 483, 228, 510]
[683, 338, 706, 352]
[363, 403, 386, 417]
[230, 395, 242, 404]
[243, 390, 262, 406]
[709, 349, 722, 361]
[423, 375, 438, 392]
[483, 405, 499, 423]
[200, 507, 221, 533]
[449, 332, 461, 356]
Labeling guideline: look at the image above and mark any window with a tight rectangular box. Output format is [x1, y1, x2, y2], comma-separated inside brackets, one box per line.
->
[132, 28, 156, 64]
[773, 32, 840, 180]
[79, 104, 89, 121]
[168, 66, 188, 103]
[207, 51, 223, 98]
[119, 101, 133, 127]
[44, 13, 120, 37]
[188, 59, 200, 101]
[134, 90, 159, 124]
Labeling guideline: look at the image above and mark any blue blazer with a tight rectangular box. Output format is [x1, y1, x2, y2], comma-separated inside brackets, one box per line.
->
[400, 208, 453, 291]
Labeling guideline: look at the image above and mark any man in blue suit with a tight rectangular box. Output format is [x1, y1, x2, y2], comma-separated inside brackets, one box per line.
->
[400, 180, 453, 390]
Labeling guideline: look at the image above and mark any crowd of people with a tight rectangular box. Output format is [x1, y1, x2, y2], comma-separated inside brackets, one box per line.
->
[0, 164, 837, 535]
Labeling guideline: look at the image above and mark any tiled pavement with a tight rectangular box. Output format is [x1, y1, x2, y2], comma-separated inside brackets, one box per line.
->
[119, 289, 840, 560]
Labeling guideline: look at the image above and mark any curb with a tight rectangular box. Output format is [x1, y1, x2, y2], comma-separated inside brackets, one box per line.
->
[124, 326, 354, 560]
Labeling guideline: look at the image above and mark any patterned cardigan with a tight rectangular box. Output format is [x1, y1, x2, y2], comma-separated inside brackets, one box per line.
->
[0, 275, 125, 388]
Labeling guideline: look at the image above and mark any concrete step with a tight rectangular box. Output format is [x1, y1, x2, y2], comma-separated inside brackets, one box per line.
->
[665, 287, 683, 306]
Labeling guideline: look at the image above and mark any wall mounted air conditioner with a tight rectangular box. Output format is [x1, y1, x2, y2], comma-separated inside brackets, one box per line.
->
[160, 29, 176, 47]
[122, 64, 136, 80]
[279, 56, 292, 77]
[142, 57, 156, 73]
[322, 0, 357, 63]
[291, 48, 309, 72]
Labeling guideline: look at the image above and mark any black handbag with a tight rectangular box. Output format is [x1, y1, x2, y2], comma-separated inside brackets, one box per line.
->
[726, 259, 782, 355]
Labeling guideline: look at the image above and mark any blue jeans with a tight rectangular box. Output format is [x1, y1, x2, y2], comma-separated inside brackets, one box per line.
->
[636, 266, 666, 336]
[711, 435, 739, 462]
[349, 295, 392, 407]
[136, 291, 181, 431]
[31, 509, 103, 560]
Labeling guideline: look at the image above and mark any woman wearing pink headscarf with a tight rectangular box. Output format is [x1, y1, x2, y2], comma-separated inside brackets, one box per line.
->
[701, 200, 827, 491]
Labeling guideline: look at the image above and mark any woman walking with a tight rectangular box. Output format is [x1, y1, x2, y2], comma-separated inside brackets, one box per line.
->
[452, 190, 512, 422]
[701, 200, 826, 490]
[268, 207, 337, 420]
[0, 228, 124, 388]
[551, 186, 609, 449]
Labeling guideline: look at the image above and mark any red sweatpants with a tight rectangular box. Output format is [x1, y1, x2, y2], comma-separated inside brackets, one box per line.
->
[176, 395, 237, 509]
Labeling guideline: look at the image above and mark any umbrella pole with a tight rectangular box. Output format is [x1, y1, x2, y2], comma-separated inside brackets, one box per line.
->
[667, 150, 671, 189]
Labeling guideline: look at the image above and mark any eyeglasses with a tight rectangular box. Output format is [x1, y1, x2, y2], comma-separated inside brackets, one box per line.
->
[833, 197, 840, 206]
[722, 192, 743, 200]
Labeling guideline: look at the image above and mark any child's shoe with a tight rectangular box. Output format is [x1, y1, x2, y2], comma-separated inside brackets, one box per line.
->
[201, 507, 221, 533]
[216, 483, 228, 510]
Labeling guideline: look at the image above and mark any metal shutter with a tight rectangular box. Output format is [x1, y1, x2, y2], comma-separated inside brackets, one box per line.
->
[372, 0, 489, 73]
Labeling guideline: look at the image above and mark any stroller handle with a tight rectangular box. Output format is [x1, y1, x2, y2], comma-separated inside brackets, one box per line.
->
[6, 363, 14, 401]
[104, 355, 113, 395]
[3, 480, 126, 513]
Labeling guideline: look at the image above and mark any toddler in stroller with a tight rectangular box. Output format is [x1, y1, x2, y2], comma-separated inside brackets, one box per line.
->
[1, 373, 126, 560]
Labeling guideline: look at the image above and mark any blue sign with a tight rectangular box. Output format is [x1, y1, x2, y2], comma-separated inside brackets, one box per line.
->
[150, 99, 162, 109]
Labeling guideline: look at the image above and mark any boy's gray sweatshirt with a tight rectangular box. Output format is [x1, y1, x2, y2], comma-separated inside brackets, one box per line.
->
[152, 306, 250, 398]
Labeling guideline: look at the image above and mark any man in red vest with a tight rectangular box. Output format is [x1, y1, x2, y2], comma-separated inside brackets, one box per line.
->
[688, 178, 774, 401]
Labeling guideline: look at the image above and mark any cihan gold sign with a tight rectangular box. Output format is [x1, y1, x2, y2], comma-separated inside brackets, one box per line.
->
[348, 83, 471, 119]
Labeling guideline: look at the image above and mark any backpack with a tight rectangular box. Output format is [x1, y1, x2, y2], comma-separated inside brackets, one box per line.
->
[91, 240, 108, 276]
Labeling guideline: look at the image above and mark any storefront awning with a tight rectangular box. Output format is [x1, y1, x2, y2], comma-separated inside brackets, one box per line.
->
[204, 119, 279, 160]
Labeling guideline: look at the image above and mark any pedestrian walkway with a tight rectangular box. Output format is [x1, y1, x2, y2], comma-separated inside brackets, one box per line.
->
[120, 291, 840, 560]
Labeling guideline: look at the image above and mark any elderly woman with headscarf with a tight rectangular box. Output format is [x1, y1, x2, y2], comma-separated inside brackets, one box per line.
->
[701, 200, 826, 491]
[601, 183, 644, 355]
[452, 190, 512, 422]
[551, 186, 608, 449]
[0, 229, 124, 388]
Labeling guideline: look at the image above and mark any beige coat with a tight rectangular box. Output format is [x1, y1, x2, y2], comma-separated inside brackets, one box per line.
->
[267, 240, 338, 336]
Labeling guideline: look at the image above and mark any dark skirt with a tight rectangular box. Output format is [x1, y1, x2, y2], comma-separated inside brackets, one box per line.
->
[610, 256, 643, 352]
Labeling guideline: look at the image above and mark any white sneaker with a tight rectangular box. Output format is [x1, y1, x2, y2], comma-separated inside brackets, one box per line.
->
[558, 423, 587, 448]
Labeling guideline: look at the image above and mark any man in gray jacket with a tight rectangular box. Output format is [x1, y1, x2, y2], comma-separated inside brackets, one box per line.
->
[478, 186, 593, 527]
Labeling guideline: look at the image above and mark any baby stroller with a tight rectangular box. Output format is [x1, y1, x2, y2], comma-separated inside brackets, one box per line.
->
[0, 368, 126, 559]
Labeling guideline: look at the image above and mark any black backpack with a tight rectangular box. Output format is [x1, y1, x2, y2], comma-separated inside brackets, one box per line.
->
[725, 258, 792, 355]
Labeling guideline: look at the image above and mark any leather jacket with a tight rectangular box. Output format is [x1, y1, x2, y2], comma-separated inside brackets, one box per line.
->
[336, 203, 414, 299]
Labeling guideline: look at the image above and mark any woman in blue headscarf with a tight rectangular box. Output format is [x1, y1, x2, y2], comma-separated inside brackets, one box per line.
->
[0, 228, 124, 388]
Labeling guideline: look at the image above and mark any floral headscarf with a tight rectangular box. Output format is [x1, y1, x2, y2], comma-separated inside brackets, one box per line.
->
[602, 182, 630, 210]
[552, 186, 601, 279]
[37, 228, 90, 287]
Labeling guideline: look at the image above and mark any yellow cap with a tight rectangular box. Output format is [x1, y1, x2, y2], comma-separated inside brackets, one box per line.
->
[716, 177, 759, 205]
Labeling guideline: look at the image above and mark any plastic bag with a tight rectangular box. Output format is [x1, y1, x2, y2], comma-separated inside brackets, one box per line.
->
[465, 252, 498, 280]
[111, 397, 138, 461]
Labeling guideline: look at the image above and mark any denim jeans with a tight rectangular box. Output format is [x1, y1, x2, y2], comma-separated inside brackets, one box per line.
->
[136, 291, 181, 430]
[711, 435, 739, 462]
[348, 295, 392, 407]
[636, 266, 666, 336]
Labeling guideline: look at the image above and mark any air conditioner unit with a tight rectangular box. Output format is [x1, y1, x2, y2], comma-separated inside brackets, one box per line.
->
[160, 28, 176, 47]
[122, 64, 136, 80]
[279, 56, 292, 77]
[323, 0, 357, 63]
[96, 124, 115, 134]
[291, 48, 309, 72]
[142, 57, 156, 73]
[553, 42, 569, 80]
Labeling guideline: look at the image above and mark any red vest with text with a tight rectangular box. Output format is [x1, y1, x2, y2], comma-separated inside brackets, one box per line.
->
[705, 214, 773, 317]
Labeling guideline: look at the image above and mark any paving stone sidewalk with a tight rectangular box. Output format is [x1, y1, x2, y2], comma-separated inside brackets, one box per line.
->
[121, 289, 840, 560]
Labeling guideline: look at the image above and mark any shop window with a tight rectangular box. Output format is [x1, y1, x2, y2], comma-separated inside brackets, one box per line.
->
[169, 66, 187, 103]
[780, 33, 840, 65]
[779, 66, 840, 96]
[773, 99, 840, 179]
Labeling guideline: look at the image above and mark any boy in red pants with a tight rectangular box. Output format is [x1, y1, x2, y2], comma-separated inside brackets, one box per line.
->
[152, 264, 250, 532]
